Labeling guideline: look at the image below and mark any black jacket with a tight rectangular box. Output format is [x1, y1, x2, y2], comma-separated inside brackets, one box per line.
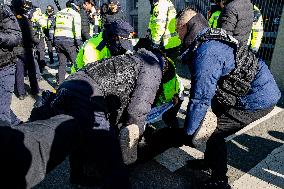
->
[16, 15, 39, 48]
[80, 9, 91, 42]
[217, 0, 254, 45]
[0, 4, 21, 67]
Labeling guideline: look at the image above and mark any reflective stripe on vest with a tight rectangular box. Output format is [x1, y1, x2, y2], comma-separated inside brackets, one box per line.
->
[208, 10, 221, 28]
[149, 0, 181, 49]
[248, 5, 263, 52]
[54, 8, 81, 39]
[71, 32, 111, 73]
[156, 57, 180, 106]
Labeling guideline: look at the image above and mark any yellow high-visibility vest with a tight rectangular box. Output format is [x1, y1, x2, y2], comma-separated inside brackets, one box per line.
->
[248, 5, 264, 52]
[71, 32, 111, 73]
[54, 8, 81, 40]
[148, 0, 181, 49]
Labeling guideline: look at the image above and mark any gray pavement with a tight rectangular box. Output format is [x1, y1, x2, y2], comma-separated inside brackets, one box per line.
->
[10, 54, 284, 189]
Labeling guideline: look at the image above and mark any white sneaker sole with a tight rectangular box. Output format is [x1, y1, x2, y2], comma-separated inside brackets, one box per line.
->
[119, 124, 140, 165]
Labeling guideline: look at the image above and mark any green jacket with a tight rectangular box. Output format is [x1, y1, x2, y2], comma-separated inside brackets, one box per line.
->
[208, 10, 221, 28]
[156, 57, 181, 106]
[71, 32, 111, 73]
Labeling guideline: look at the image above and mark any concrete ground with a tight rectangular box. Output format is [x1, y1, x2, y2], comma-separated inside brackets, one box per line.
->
[10, 52, 284, 189]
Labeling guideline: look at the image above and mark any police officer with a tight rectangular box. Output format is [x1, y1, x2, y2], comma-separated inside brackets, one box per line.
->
[30, 5, 47, 73]
[148, 0, 181, 59]
[0, 0, 21, 126]
[75, 0, 92, 42]
[52, 0, 82, 85]
[43, 5, 55, 64]
[176, 8, 280, 189]
[71, 31, 111, 73]
[12, 0, 40, 100]
[248, 4, 264, 53]
[71, 16, 132, 73]
[208, 0, 224, 28]
[100, 0, 121, 27]
[83, 0, 101, 35]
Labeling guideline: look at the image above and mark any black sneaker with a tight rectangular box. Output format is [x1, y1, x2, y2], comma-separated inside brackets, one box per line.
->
[186, 159, 210, 171]
[200, 178, 231, 189]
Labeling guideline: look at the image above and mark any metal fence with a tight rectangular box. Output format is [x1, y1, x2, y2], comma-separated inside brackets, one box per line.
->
[252, 0, 283, 62]
[173, 0, 284, 63]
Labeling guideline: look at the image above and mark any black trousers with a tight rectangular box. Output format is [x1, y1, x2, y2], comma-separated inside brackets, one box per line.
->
[15, 48, 40, 96]
[58, 79, 129, 188]
[34, 38, 46, 73]
[204, 101, 274, 179]
[46, 39, 54, 64]
[54, 40, 77, 85]
[0, 115, 80, 189]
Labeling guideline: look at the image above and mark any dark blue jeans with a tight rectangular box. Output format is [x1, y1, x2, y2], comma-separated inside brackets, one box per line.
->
[0, 64, 20, 126]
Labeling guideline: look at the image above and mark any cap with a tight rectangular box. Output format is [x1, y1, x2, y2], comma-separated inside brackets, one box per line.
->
[105, 19, 134, 38]
[104, 19, 134, 52]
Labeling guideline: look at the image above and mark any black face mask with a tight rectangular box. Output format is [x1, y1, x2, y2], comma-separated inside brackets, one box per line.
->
[107, 40, 125, 56]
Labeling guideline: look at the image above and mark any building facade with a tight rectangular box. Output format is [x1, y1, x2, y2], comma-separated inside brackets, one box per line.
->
[32, 0, 282, 63]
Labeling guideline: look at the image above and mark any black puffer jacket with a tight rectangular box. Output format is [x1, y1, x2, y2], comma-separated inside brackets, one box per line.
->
[0, 5, 21, 67]
[217, 0, 253, 45]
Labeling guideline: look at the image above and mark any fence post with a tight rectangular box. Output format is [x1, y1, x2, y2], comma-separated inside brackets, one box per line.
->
[270, 8, 284, 92]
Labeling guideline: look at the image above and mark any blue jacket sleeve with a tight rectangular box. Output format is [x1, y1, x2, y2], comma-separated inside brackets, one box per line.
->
[184, 44, 224, 135]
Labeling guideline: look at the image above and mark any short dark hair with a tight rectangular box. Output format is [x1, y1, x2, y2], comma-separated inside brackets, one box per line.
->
[66, 0, 72, 8]
[84, 0, 95, 6]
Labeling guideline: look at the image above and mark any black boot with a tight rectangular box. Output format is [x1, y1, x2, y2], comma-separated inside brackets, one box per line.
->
[186, 159, 210, 171]
[200, 178, 231, 189]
